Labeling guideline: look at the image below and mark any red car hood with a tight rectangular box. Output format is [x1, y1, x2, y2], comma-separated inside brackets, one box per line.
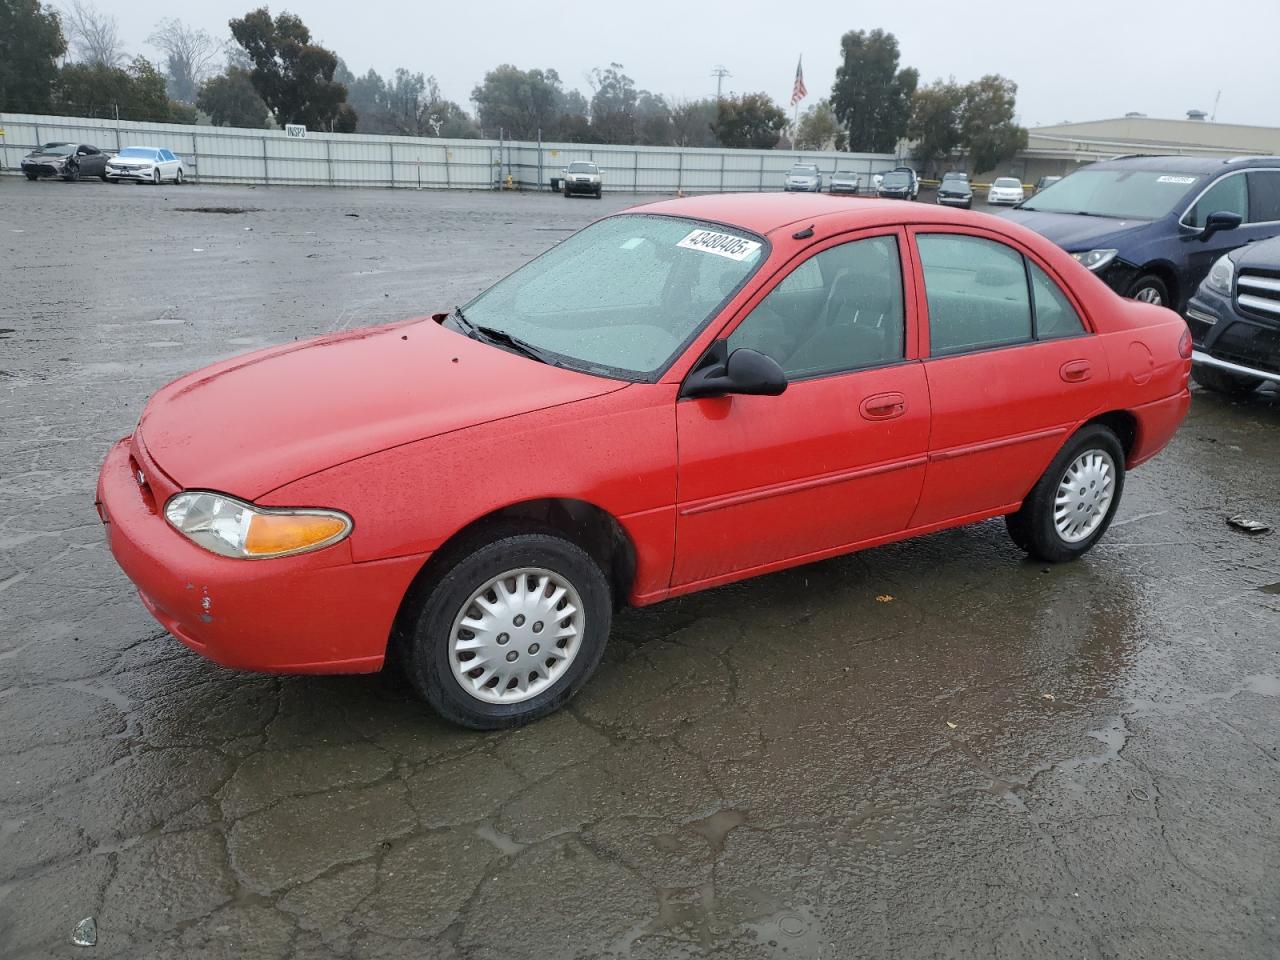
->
[139, 319, 626, 499]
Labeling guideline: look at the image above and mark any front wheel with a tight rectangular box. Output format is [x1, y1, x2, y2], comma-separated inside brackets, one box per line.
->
[64, 162, 80, 182]
[1192, 364, 1262, 397]
[1128, 274, 1169, 307]
[151, 169, 161, 185]
[25, 172, 38, 181]
[1006, 425, 1126, 563]
[402, 531, 612, 729]
[175, 168, 184, 184]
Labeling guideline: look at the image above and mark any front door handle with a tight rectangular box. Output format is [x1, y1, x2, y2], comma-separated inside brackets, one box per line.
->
[1060, 360, 1092, 383]
[860, 392, 907, 421]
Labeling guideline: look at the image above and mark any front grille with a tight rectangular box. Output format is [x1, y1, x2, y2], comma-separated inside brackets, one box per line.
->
[1236, 271, 1280, 322]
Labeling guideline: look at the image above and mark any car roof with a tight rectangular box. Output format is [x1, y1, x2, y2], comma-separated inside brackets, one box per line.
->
[1088, 154, 1280, 173]
[629, 192, 999, 236]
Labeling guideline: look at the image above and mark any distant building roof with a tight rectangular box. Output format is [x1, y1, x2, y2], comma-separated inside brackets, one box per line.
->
[1026, 116, 1280, 159]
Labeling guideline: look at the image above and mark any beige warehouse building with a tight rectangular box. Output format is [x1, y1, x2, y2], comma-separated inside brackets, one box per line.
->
[977, 113, 1280, 183]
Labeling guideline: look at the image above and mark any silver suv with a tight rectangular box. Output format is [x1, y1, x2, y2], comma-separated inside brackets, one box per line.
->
[562, 161, 602, 199]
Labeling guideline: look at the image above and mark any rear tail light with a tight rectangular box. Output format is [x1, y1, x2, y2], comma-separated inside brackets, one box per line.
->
[1178, 328, 1193, 359]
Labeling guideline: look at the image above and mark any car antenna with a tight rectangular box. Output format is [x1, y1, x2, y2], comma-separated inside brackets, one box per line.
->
[793, 224, 815, 239]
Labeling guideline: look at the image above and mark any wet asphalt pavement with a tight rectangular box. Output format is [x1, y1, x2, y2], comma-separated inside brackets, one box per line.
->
[1, 181, 1278, 960]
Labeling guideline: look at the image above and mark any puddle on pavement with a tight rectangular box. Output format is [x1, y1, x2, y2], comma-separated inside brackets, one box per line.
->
[1259, 582, 1280, 595]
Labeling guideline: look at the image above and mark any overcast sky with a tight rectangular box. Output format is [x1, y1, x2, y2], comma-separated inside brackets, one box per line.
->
[103, 0, 1277, 128]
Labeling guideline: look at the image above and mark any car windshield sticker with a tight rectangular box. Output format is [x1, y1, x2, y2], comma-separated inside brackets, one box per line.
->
[677, 229, 762, 262]
[1157, 176, 1197, 184]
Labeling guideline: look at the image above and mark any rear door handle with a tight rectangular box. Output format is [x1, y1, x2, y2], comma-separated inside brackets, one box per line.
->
[1060, 360, 1092, 383]
[860, 392, 907, 421]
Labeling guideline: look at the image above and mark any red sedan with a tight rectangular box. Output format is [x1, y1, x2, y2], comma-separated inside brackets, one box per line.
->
[97, 195, 1191, 728]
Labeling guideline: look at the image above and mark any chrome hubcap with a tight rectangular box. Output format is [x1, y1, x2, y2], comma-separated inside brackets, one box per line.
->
[449, 567, 584, 705]
[1054, 449, 1116, 543]
[1134, 287, 1163, 305]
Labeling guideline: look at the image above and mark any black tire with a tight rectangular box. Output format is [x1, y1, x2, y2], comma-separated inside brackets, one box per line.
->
[1128, 273, 1170, 308]
[25, 173, 38, 181]
[64, 162, 79, 182]
[563, 188, 570, 198]
[595, 188, 602, 199]
[106, 177, 118, 184]
[176, 168, 184, 184]
[151, 169, 161, 185]
[1192, 364, 1262, 397]
[1006, 424, 1126, 563]
[401, 530, 612, 730]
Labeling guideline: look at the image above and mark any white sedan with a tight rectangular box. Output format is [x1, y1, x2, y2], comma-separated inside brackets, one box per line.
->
[986, 176, 1026, 205]
[106, 146, 185, 185]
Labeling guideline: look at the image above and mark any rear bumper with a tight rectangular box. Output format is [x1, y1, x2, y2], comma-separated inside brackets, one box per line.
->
[1128, 388, 1191, 468]
[96, 437, 427, 674]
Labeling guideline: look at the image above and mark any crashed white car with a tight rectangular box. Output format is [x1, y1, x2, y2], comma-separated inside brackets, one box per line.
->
[986, 176, 1026, 206]
[106, 146, 185, 185]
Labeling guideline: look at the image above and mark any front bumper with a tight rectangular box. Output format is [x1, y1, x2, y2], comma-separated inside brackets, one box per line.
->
[22, 162, 63, 177]
[829, 183, 859, 194]
[986, 194, 1022, 205]
[107, 166, 154, 180]
[564, 179, 600, 194]
[1185, 287, 1280, 383]
[96, 436, 427, 674]
[937, 195, 972, 207]
[877, 190, 911, 200]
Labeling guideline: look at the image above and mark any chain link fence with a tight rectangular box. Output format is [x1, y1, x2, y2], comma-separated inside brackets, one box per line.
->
[0, 112, 899, 193]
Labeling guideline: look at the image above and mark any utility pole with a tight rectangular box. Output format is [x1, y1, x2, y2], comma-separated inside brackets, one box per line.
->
[711, 65, 731, 101]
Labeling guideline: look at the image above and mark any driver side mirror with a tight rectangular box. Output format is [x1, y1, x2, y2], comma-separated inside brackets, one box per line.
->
[1199, 210, 1242, 242]
[681, 342, 787, 399]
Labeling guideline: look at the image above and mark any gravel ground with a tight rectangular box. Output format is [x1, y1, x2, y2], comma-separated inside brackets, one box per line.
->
[1, 180, 1278, 960]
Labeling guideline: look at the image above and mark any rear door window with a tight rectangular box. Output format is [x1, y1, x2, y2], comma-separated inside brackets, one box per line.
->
[1246, 170, 1280, 223]
[918, 234, 1032, 355]
[1029, 263, 1085, 339]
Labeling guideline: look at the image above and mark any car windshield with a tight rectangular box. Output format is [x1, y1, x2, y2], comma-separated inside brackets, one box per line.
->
[790, 166, 817, 175]
[1019, 168, 1206, 220]
[458, 214, 767, 379]
[567, 162, 596, 173]
[883, 172, 910, 186]
[118, 147, 159, 159]
[39, 143, 75, 156]
[994, 178, 1021, 188]
[834, 170, 858, 179]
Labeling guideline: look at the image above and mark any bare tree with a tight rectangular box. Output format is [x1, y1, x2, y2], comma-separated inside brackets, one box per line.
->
[148, 18, 219, 103]
[61, 0, 126, 66]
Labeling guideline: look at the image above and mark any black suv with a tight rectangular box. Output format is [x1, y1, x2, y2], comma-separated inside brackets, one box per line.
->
[1005, 155, 1280, 312]
[1184, 232, 1280, 396]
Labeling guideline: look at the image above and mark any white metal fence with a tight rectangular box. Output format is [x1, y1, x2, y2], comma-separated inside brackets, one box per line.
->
[0, 112, 899, 193]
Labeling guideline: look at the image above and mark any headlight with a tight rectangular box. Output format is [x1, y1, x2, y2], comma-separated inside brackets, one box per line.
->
[1204, 253, 1235, 296]
[1071, 249, 1118, 272]
[164, 492, 351, 559]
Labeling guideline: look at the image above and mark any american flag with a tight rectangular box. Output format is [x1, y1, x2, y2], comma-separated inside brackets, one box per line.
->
[790, 57, 807, 107]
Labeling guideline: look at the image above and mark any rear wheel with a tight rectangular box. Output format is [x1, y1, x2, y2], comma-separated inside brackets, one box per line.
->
[401, 531, 612, 729]
[1192, 364, 1262, 397]
[175, 168, 184, 184]
[25, 172, 37, 181]
[1128, 274, 1170, 307]
[1006, 424, 1126, 563]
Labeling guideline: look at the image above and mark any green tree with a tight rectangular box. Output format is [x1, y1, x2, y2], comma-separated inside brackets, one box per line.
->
[960, 74, 1027, 174]
[471, 65, 567, 139]
[197, 67, 270, 127]
[0, 0, 66, 114]
[54, 55, 176, 120]
[587, 63, 637, 143]
[228, 7, 352, 130]
[907, 79, 966, 174]
[794, 98, 845, 151]
[670, 98, 717, 147]
[634, 91, 672, 145]
[831, 28, 918, 153]
[712, 92, 787, 149]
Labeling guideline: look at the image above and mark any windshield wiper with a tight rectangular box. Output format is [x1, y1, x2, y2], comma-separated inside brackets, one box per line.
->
[474, 324, 556, 365]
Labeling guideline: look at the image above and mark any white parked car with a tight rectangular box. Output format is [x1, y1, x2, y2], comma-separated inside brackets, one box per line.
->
[986, 176, 1026, 206]
[106, 146, 185, 185]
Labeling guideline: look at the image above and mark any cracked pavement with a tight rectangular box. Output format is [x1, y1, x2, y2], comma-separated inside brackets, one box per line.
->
[1, 183, 1278, 959]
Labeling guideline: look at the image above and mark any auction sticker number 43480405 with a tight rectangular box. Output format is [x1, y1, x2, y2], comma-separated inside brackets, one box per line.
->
[676, 229, 762, 261]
